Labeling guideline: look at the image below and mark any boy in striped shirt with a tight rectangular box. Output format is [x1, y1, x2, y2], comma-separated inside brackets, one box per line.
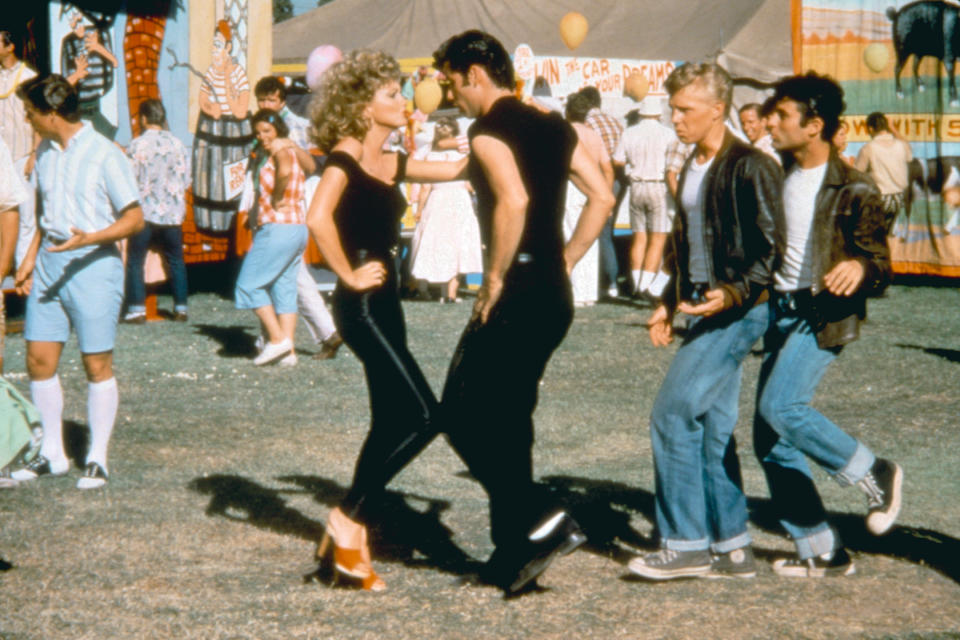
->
[10, 74, 143, 489]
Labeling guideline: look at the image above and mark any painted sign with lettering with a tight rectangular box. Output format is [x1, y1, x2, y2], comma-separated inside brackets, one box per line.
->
[802, 0, 960, 276]
[514, 43, 675, 101]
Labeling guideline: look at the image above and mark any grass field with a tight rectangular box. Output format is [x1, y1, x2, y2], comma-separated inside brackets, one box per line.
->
[1, 282, 959, 639]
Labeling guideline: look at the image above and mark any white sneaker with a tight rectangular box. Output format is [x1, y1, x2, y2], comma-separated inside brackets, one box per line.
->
[76, 462, 108, 490]
[278, 352, 298, 367]
[10, 455, 69, 481]
[254, 334, 266, 354]
[253, 338, 293, 366]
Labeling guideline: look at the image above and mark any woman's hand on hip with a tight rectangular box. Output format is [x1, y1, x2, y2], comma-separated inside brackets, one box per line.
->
[346, 260, 387, 291]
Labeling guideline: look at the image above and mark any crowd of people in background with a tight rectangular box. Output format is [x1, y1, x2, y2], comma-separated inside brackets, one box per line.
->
[1, 25, 909, 597]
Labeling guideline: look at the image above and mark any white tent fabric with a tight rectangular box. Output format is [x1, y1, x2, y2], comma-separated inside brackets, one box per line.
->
[274, 0, 793, 81]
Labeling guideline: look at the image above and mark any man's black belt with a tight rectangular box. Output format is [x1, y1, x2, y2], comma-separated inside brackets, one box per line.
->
[772, 288, 814, 315]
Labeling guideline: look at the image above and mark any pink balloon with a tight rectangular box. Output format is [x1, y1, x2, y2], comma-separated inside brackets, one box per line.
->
[306, 45, 343, 91]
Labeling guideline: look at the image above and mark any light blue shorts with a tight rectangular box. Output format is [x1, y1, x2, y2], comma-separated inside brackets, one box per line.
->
[234, 223, 307, 314]
[25, 242, 124, 354]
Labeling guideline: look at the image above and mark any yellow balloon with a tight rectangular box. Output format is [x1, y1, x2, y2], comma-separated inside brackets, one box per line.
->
[414, 77, 442, 115]
[560, 12, 589, 51]
[624, 71, 649, 102]
[863, 43, 889, 73]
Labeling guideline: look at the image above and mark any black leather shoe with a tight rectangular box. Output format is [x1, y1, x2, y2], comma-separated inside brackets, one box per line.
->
[483, 510, 586, 596]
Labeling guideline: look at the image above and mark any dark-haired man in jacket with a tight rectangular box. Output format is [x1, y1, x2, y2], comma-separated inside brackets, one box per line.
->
[755, 72, 902, 578]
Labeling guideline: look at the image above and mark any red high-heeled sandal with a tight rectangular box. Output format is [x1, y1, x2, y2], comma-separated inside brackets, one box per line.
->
[315, 508, 385, 591]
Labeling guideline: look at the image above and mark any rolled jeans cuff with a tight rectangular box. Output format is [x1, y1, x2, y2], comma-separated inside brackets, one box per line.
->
[794, 524, 838, 560]
[663, 537, 710, 552]
[833, 442, 875, 487]
[711, 531, 752, 554]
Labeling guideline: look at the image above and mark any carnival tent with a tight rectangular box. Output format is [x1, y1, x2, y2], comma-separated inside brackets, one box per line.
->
[272, 0, 793, 81]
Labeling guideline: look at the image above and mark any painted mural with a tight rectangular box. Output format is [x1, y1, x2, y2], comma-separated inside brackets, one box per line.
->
[191, 18, 253, 232]
[801, 0, 960, 276]
[38, 1, 271, 259]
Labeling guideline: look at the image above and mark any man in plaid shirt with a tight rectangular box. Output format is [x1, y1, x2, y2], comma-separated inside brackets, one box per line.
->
[579, 86, 623, 298]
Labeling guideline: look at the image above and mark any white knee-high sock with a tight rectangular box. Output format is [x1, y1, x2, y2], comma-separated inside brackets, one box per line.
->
[32, 375, 67, 465]
[639, 271, 656, 293]
[87, 377, 118, 471]
[649, 271, 671, 297]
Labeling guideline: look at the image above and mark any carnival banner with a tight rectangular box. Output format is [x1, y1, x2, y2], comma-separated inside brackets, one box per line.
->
[801, 0, 960, 276]
[513, 43, 675, 102]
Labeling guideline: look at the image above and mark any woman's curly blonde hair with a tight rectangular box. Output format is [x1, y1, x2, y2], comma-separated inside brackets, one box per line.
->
[309, 49, 402, 153]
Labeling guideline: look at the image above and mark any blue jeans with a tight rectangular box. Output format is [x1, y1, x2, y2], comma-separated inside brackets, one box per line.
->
[125, 223, 188, 313]
[753, 298, 875, 558]
[650, 301, 768, 552]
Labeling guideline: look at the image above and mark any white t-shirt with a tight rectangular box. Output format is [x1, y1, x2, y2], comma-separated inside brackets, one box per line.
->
[774, 162, 828, 292]
[681, 154, 715, 284]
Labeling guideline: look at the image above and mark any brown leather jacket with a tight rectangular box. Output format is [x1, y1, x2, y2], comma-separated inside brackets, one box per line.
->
[663, 130, 781, 315]
[782, 151, 891, 349]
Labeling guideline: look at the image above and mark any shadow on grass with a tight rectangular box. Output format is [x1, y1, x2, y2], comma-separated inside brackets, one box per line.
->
[895, 343, 960, 363]
[186, 473, 960, 586]
[748, 498, 960, 585]
[543, 476, 960, 585]
[192, 324, 257, 358]
[187, 474, 480, 577]
[64, 420, 89, 467]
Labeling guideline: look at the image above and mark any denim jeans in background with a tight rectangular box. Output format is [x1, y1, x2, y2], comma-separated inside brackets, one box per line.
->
[753, 301, 875, 558]
[125, 223, 188, 313]
[650, 301, 768, 552]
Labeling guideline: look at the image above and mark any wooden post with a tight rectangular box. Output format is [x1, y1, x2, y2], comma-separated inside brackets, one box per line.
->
[145, 291, 162, 321]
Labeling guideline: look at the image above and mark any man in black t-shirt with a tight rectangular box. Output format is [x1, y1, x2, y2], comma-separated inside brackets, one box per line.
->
[433, 30, 614, 595]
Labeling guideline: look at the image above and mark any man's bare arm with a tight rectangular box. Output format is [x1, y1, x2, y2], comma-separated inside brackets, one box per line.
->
[0, 207, 19, 280]
[48, 203, 145, 253]
[471, 134, 529, 323]
[565, 141, 616, 273]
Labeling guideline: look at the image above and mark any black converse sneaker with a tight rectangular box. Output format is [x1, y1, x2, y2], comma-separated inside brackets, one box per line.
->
[627, 548, 712, 580]
[707, 546, 757, 579]
[10, 455, 69, 482]
[857, 458, 903, 536]
[77, 462, 108, 490]
[772, 548, 855, 578]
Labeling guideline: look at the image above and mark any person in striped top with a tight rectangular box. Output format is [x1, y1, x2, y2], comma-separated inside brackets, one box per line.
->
[234, 109, 307, 366]
[10, 74, 144, 490]
[199, 21, 249, 122]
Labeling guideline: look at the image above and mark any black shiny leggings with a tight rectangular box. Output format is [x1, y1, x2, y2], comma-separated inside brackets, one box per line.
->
[441, 268, 573, 549]
[332, 279, 439, 521]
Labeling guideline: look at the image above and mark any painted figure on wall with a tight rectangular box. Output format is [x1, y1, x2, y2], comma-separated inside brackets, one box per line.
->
[191, 19, 252, 231]
[61, 7, 119, 139]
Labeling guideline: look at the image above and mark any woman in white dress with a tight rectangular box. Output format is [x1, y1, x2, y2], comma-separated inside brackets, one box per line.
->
[563, 94, 614, 306]
[409, 117, 482, 303]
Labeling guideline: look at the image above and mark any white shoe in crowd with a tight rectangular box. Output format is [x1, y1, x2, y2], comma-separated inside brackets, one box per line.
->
[253, 338, 293, 366]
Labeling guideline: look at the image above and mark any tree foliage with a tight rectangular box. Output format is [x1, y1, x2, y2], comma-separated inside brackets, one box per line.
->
[273, 0, 294, 23]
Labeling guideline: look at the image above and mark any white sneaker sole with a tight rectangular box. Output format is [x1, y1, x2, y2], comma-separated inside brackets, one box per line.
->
[10, 463, 70, 482]
[772, 560, 856, 578]
[627, 559, 710, 580]
[77, 477, 107, 490]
